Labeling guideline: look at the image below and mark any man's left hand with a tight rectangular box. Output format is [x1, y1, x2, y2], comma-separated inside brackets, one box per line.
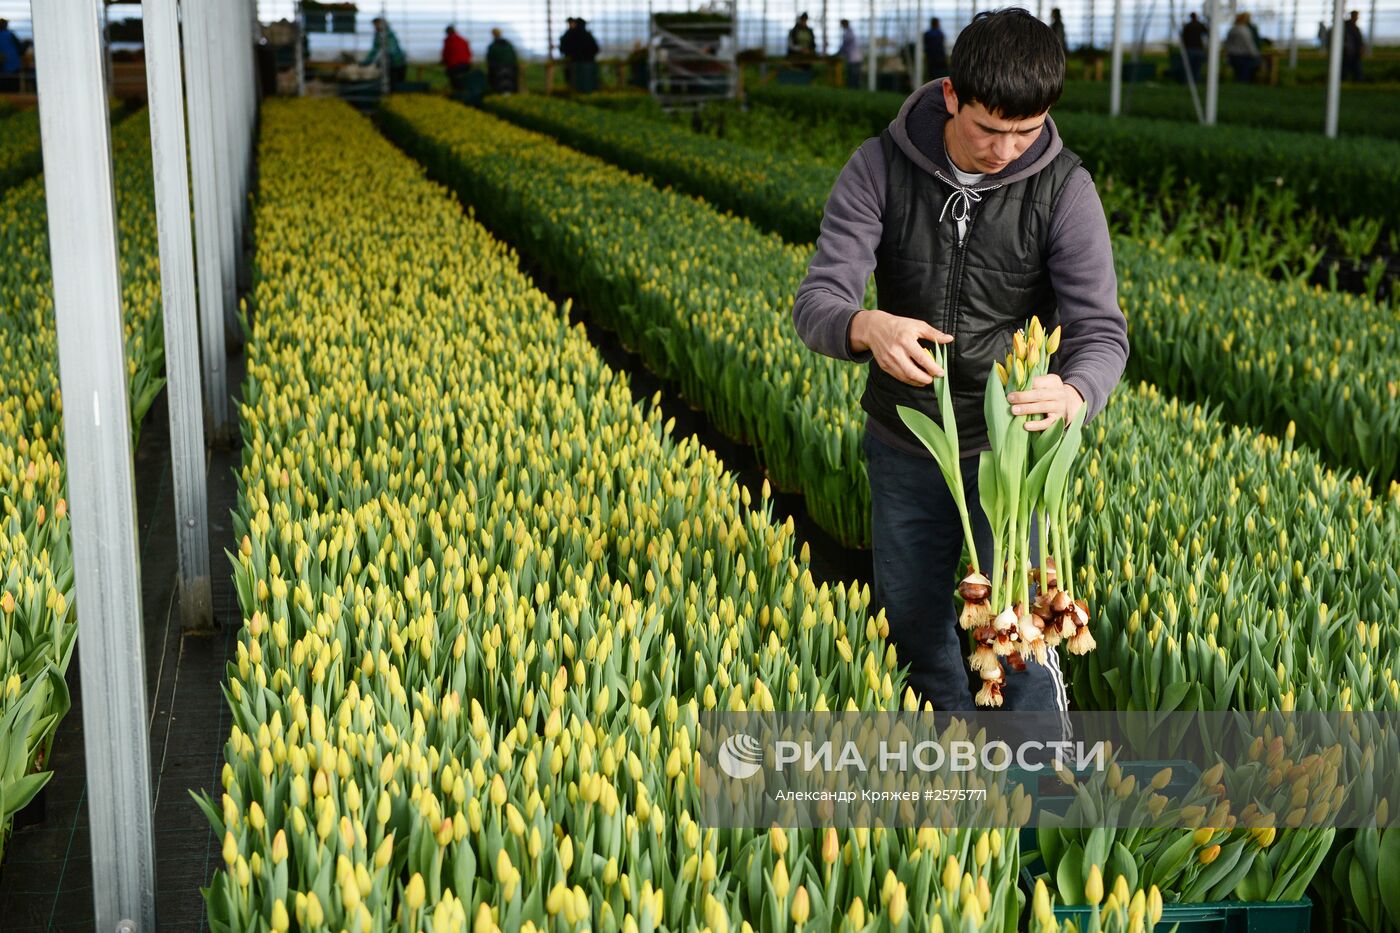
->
[1006, 374, 1085, 432]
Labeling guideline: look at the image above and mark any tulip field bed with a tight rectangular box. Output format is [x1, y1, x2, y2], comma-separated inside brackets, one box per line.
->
[584, 92, 1400, 303]
[0, 108, 41, 198]
[0, 110, 166, 871]
[197, 95, 1182, 933]
[1053, 79, 1400, 143]
[479, 94, 1400, 488]
[386, 98, 1400, 930]
[380, 94, 1400, 711]
[743, 84, 1400, 233]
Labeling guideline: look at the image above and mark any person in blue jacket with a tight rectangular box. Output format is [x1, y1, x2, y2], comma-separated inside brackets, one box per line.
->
[0, 19, 26, 91]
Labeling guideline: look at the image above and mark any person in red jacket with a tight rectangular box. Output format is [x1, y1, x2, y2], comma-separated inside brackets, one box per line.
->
[442, 25, 472, 91]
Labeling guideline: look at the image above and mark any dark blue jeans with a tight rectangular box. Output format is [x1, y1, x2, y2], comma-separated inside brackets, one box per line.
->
[864, 429, 1072, 724]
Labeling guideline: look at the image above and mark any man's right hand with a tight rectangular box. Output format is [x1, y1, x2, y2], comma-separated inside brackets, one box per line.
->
[848, 309, 953, 386]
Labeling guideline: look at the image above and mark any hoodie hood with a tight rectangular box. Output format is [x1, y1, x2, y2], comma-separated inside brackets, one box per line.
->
[886, 77, 1063, 188]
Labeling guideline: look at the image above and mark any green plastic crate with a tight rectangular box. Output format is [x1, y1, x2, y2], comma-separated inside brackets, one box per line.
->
[1053, 896, 1311, 932]
[1015, 760, 1201, 877]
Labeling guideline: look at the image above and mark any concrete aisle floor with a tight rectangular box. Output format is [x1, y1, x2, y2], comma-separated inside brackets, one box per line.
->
[0, 349, 245, 933]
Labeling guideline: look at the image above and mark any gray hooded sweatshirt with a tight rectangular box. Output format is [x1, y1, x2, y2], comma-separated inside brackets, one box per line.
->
[792, 78, 1129, 459]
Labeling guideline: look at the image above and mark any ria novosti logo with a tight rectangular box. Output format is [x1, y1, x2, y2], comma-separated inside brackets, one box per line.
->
[717, 733, 764, 779]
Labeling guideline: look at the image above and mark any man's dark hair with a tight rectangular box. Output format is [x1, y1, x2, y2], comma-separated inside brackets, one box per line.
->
[948, 8, 1064, 118]
[931, 17, 942, 27]
[840, 19, 850, 27]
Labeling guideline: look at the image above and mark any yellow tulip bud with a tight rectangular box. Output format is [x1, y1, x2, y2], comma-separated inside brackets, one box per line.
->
[270, 829, 288, 865]
[1084, 864, 1104, 905]
[791, 886, 810, 927]
[406, 873, 426, 911]
[270, 899, 289, 933]
[771, 858, 790, 902]
[888, 881, 907, 925]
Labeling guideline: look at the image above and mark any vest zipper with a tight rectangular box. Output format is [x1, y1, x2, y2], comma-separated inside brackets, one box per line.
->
[943, 210, 979, 437]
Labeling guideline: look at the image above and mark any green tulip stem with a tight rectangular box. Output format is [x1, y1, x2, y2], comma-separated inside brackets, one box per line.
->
[1038, 506, 1051, 600]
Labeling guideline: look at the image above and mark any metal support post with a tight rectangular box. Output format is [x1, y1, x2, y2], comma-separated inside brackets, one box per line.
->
[378, 6, 391, 97]
[31, 1, 158, 929]
[1204, 0, 1221, 124]
[914, 0, 924, 85]
[1110, 0, 1124, 114]
[867, 0, 876, 90]
[295, 0, 306, 95]
[1289, 0, 1299, 68]
[210, 1, 241, 350]
[1324, 0, 1344, 136]
[181, 0, 233, 441]
[142, 0, 214, 632]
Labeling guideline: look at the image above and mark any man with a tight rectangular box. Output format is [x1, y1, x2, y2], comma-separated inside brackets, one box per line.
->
[923, 17, 948, 81]
[791, 9, 1128, 721]
[441, 25, 472, 92]
[1342, 11, 1365, 81]
[837, 19, 862, 88]
[563, 17, 599, 92]
[1180, 12, 1207, 82]
[788, 12, 816, 60]
[0, 18, 24, 92]
[1049, 8, 1068, 51]
[1224, 13, 1260, 83]
[486, 28, 519, 94]
[362, 17, 406, 89]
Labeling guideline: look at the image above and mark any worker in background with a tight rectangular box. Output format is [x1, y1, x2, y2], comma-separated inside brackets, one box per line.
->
[1224, 12, 1261, 83]
[1049, 8, 1068, 51]
[0, 18, 23, 92]
[787, 12, 816, 62]
[1343, 10, 1365, 81]
[837, 19, 862, 88]
[363, 17, 406, 90]
[1180, 12, 1207, 81]
[560, 17, 599, 92]
[441, 25, 472, 93]
[486, 28, 519, 93]
[923, 17, 948, 81]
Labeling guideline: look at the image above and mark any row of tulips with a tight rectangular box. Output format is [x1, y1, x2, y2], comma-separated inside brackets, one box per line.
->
[383, 97, 1399, 919]
[0, 108, 41, 196]
[482, 94, 1400, 487]
[743, 84, 1400, 231]
[381, 97, 872, 547]
[202, 95, 1160, 933]
[383, 94, 1400, 706]
[586, 92, 1397, 302]
[0, 112, 165, 863]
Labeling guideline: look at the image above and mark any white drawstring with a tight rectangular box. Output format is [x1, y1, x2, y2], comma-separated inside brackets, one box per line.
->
[934, 169, 1003, 226]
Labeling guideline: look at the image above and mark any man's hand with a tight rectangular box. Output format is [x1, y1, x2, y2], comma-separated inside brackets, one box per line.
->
[1007, 374, 1085, 431]
[849, 309, 953, 387]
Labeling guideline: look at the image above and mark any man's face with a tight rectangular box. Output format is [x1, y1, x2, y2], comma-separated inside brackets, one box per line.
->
[942, 82, 1047, 174]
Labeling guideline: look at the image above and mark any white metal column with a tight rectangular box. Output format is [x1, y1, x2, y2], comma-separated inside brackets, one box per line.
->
[1324, 0, 1344, 136]
[142, 0, 214, 633]
[1289, 0, 1300, 68]
[182, 0, 233, 441]
[1109, 0, 1124, 114]
[31, 0, 158, 929]
[295, 0, 306, 95]
[914, 0, 924, 85]
[1204, 0, 1221, 124]
[209, 2, 241, 350]
[867, 0, 876, 89]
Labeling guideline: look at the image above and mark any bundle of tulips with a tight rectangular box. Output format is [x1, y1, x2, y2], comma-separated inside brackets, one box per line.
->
[898, 319, 1094, 707]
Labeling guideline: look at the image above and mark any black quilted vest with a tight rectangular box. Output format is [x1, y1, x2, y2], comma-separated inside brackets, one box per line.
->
[863, 128, 1083, 454]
